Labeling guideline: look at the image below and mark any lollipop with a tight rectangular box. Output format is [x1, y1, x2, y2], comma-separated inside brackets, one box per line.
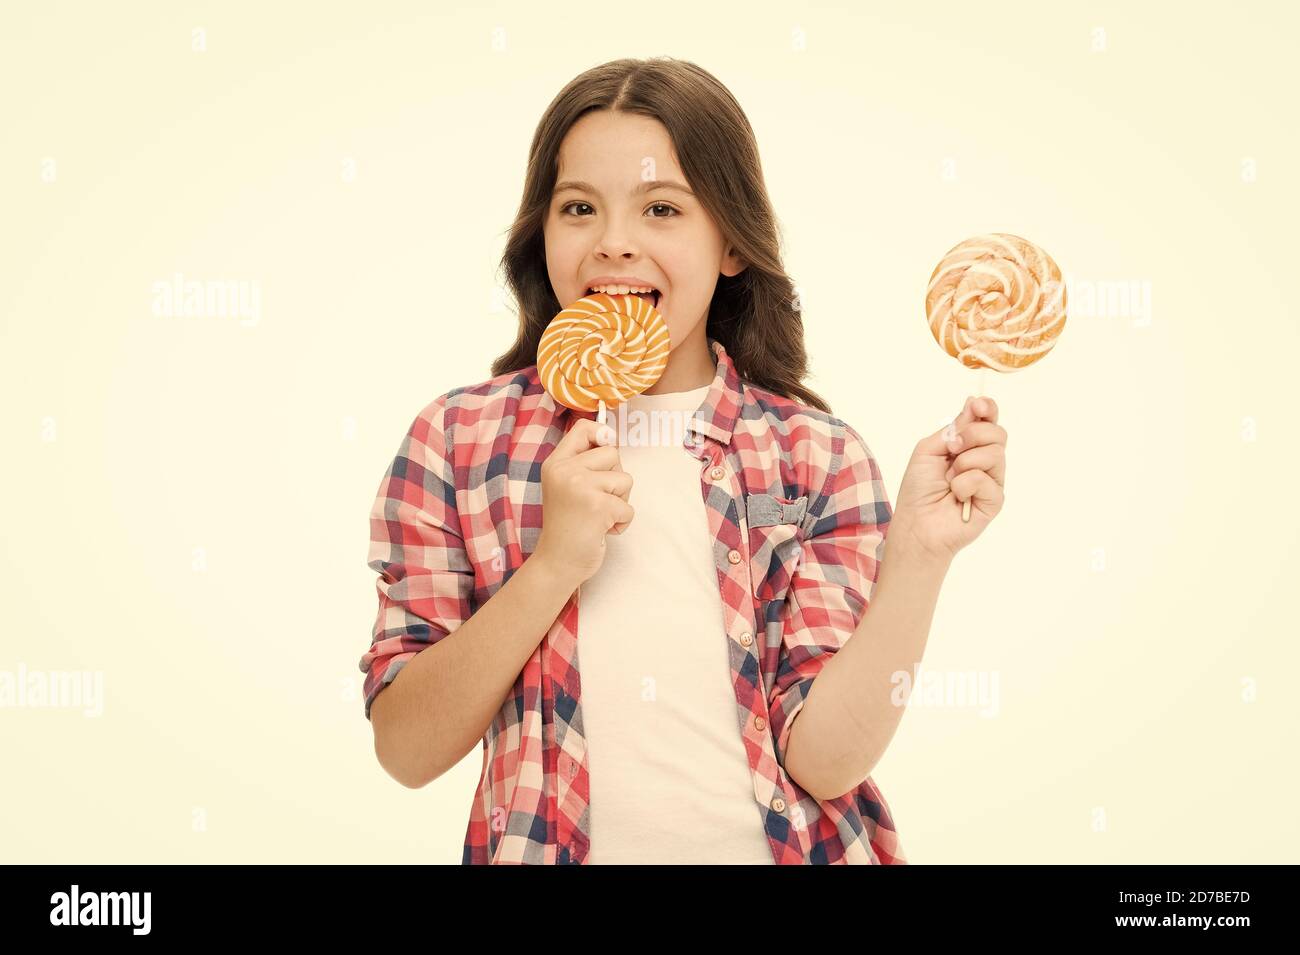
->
[925, 233, 1067, 520]
[537, 291, 671, 424]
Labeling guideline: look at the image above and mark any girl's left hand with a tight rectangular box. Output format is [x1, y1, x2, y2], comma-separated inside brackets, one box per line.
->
[890, 396, 1007, 564]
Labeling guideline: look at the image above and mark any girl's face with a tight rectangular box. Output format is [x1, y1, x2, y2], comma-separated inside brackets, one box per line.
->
[543, 110, 745, 358]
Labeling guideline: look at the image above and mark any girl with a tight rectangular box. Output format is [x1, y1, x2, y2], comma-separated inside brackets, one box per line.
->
[360, 57, 1007, 864]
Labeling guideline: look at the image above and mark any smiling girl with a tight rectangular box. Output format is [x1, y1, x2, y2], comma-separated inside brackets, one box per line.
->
[360, 57, 1008, 864]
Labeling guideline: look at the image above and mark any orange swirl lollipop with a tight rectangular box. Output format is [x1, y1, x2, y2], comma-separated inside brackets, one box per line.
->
[537, 291, 671, 424]
[925, 233, 1068, 521]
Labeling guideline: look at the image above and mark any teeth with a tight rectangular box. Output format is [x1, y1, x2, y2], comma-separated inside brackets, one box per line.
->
[589, 284, 656, 295]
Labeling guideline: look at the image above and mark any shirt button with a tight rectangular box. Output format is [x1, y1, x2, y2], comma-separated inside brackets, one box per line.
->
[709, 465, 726, 481]
[771, 797, 786, 813]
[754, 715, 766, 731]
[727, 549, 742, 565]
[739, 631, 753, 646]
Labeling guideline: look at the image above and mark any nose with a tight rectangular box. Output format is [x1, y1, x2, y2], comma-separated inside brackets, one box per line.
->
[592, 217, 641, 260]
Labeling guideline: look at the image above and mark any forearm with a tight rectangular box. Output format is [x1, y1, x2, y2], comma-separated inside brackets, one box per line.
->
[371, 554, 580, 788]
[783, 529, 951, 801]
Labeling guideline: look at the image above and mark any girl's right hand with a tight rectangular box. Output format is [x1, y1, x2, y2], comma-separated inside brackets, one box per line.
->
[533, 417, 634, 586]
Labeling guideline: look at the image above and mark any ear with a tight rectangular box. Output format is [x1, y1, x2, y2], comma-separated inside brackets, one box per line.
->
[721, 244, 747, 278]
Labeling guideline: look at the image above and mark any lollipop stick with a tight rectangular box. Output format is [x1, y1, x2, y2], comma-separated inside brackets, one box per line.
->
[597, 399, 607, 427]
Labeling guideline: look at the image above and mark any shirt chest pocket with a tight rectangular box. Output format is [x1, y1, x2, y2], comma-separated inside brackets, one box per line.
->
[745, 492, 809, 605]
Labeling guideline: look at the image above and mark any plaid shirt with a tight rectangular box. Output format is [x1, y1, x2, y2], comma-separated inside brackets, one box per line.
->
[360, 337, 906, 864]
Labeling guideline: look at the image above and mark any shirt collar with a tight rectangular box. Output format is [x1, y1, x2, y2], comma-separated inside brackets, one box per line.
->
[689, 337, 741, 446]
[542, 336, 742, 447]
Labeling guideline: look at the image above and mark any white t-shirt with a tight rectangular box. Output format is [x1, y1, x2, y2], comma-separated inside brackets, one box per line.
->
[578, 383, 775, 864]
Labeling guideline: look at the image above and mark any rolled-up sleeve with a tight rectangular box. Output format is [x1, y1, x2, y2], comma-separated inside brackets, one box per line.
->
[358, 394, 475, 721]
[766, 421, 892, 767]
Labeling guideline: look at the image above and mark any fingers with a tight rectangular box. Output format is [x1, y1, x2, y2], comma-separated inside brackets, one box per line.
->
[945, 443, 1006, 487]
[919, 395, 1002, 458]
[551, 417, 630, 488]
[947, 394, 998, 434]
[600, 422, 625, 474]
[550, 417, 617, 461]
[947, 419, 1008, 454]
[970, 395, 998, 425]
[938, 395, 1001, 448]
[582, 420, 625, 471]
[574, 444, 623, 471]
[573, 423, 624, 471]
[597, 469, 634, 501]
[918, 417, 966, 458]
[950, 468, 1004, 513]
[608, 498, 635, 535]
[606, 464, 635, 533]
[541, 416, 637, 537]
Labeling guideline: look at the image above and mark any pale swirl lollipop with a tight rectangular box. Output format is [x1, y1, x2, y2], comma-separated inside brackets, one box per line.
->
[537, 292, 671, 422]
[925, 233, 1067, 520]
[925, 233, 1067, 373]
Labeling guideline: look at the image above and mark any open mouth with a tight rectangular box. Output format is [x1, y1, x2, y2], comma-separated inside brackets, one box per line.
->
[586, 287, 662, 309]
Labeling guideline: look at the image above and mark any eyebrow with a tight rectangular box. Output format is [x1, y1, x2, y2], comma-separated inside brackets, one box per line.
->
[553, 179, 695, 199]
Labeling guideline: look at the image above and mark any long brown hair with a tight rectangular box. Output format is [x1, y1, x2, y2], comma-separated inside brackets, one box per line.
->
[488, 56, 831, 414]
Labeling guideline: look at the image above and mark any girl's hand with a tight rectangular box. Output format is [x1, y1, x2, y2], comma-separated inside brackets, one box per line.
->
[534, 418, 636, 586]
[890, 396, 1007, 564]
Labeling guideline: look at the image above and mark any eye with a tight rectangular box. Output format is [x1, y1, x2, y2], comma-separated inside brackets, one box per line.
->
[557, 201, 680, 218]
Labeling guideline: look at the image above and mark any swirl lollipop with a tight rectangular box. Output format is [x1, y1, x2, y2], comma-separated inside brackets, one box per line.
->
[925, 233, 1067, 521]
[537, 291, 671, 425]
